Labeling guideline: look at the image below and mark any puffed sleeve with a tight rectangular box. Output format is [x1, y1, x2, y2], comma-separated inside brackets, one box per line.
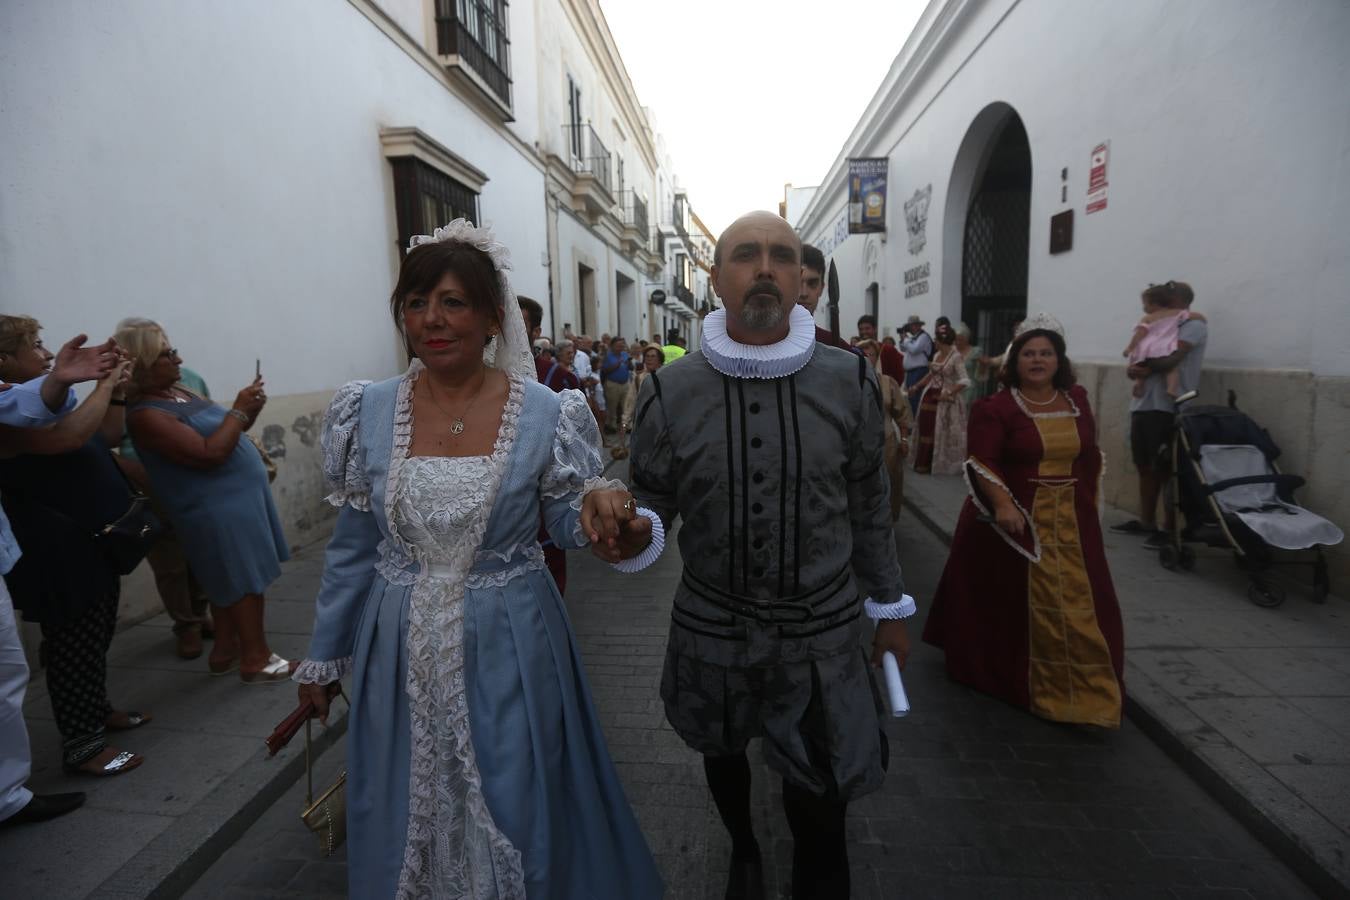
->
[539, 388, 664, 571]
[846, 358, 906, 606]
[628, 372, 678, 529]
[320, 380, 374, 510]
[294, 381, 381, 685]
[964, 397, 1038, 561]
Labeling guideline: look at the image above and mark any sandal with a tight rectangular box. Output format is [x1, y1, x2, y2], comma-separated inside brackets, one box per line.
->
[240, 654, 296, 685]
[105, 710, 153, 731]
[208, 655, 240, 676]
[64, 748, 144, 778]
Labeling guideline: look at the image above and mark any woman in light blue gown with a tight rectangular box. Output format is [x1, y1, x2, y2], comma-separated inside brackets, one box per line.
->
[294, 221, 664, 899]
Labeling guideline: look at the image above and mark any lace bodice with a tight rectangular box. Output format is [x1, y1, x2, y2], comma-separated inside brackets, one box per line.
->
[393, 456, 494, 564]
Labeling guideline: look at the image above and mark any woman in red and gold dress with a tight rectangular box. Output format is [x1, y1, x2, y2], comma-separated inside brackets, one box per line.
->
[923, 317, 1124, 727]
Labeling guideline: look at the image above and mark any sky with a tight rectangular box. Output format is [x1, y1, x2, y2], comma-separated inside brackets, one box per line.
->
[598, 0, 928, 236]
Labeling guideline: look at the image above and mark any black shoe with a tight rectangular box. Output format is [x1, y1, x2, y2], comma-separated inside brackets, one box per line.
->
[0, 792, 86, 827]
[725, 853, 765, 900]
[1110, 519, 1152, 535]
[1144, 530, 1170, 549]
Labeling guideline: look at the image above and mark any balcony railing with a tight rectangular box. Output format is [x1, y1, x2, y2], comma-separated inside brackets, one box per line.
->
[563, 124, 612, 195]
[671, 198, 691, 248]
[625, 192, 649, 238]
[435, 0, 512, 106]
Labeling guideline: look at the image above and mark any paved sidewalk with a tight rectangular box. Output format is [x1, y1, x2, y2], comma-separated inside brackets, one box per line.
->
[0, 537, 348, 899]
[904, 472, 1350, 897]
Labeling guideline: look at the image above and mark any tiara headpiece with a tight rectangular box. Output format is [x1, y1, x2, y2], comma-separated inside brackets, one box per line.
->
[1014, 312, 1065, 339]
[407, 219, 512, 273]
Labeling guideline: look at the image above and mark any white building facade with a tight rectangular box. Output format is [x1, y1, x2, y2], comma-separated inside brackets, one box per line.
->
[1, 0, 705, 616]
[794, 0, 1350, 578]
[534, 0, 667, 345]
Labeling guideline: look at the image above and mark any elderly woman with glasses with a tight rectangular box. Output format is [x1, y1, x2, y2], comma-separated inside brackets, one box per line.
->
[117, 321, 292, 683]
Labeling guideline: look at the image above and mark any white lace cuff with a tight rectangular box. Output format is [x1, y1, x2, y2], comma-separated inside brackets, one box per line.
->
[291, 657, 352, 685]
[863, 595, 917, 620]
[611, 508, 665, 573]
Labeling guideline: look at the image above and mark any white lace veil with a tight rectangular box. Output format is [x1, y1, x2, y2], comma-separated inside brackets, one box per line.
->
[407, 220, 537, 383]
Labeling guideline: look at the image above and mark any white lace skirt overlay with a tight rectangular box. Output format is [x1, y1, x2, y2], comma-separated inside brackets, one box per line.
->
[391, 374, 528, 900]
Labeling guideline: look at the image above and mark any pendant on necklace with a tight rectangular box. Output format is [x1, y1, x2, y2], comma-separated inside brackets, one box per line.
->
[450, 419, 465, 435]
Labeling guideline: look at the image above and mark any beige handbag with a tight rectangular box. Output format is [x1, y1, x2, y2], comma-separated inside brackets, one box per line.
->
[300, 688, 348, 856]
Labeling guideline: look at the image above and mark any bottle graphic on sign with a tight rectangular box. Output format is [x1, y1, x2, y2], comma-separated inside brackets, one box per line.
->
[849, 175, 862, 226]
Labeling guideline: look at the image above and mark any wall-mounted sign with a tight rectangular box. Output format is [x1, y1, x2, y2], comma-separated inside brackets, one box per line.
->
[1049, 209, 1074, 254]
[1086, 142, 1109, 215]
[903, 261, 930, 298]
[903, 184, 931, 255]
[810, 210, 850, 257]
[847, 158, 888, 234]
[650, 289, 667, 305]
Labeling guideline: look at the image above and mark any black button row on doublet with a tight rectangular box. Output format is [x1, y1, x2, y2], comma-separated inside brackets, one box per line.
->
[749, 402, 761, 414]
[751, 437, 762, 448]
[753, 472, 764, 484]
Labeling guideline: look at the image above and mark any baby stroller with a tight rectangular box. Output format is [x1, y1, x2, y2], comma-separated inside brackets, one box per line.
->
[1160, 391, 1342, 607]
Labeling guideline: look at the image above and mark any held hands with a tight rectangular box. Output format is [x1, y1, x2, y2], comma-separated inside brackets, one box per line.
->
[871, 619, 911, 669]
[51, 334, 119, 387]
[297, 681, 342, 726]
[233, 375, 267, 421]
[581, 489, 652, 563]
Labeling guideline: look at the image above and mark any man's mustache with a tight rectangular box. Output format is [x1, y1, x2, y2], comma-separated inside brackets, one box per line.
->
[743, 282, 783, 303]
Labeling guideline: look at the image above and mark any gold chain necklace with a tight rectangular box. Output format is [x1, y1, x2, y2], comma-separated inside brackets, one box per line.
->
[424, 370, 489, 436]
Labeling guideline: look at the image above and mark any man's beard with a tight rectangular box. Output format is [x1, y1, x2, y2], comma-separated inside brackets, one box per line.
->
[740, 283, 786, 331]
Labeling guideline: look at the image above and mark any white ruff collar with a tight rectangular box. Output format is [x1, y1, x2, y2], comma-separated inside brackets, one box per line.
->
[701, 304, 816, 379]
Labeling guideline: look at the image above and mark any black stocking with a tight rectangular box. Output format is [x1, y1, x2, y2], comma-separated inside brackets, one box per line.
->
[703, 752, 759, 859]
[782, 778, 849, 900]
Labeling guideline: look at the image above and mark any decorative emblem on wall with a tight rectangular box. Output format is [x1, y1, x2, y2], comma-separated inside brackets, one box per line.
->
[904, 184, 932, 255]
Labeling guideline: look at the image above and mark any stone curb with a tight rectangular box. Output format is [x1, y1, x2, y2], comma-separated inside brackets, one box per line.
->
[89, 704, 349, 900]
[902, 491, 1343, 898]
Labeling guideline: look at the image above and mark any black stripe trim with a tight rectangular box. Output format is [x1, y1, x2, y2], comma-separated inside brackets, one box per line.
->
[788, 375, 804, 593]
[777, 609, 861, 640]
[670, 613, 747, 641]
[671, 603, 738, 627]
[775, 380, 787, 596]
[736, 379, 750, 593]
[683, 563, 850, 605]
[722, 376, 736, 592]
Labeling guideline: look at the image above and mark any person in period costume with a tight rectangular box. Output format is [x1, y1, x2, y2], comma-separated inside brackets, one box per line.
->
[908, 326, 970, 475]
[294, 221, 663, 899]
[923, 316, 1124, 728]
[856, 339, 912, 521]
[630, 212, 913, 900]
[954, 322, 989, 405]
[798, 244, 852, 352]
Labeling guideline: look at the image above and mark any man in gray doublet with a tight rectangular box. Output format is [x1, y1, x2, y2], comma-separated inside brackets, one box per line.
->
[628, 211, 910, 900]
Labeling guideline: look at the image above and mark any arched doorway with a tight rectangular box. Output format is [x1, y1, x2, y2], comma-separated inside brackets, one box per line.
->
[942, 103, 1031, 380]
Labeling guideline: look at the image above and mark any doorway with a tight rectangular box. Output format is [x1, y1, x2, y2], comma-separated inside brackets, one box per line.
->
[578, 263, 595, 336]
[943, 103, 1031, 385]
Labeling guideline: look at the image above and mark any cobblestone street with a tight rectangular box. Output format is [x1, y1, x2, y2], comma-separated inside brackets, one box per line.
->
[181, 507, 1312, 899]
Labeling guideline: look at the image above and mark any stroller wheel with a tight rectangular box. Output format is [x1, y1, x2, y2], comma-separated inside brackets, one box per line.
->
[1312, 558, 1330, 604]
[1159, 545, 1179, 571]
[1179, 546, 1197, 571]
[1248, 579, 1285, 609]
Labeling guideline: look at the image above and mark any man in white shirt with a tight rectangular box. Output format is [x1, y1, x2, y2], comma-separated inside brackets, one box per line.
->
[897, 316, 933, 415]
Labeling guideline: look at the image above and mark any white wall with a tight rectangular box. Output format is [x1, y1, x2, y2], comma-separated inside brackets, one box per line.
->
[797, 0, 1350, 375]
[0, 0, 547, 397]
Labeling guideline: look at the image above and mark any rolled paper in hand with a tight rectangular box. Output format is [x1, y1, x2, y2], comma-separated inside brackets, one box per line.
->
[881, 652, 910, 718]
